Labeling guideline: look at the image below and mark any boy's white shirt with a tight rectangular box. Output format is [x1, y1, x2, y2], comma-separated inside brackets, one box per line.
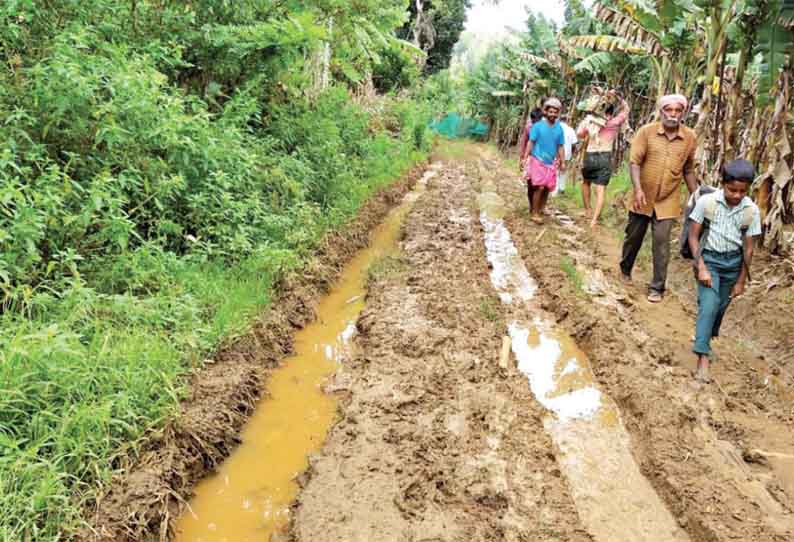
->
[690, 189, 762, 253]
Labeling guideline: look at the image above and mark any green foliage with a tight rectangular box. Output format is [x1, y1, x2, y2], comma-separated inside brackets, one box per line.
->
[755, 0, 794, 105]
[373, 45, 422, 92]
[460, 12, 568, 144]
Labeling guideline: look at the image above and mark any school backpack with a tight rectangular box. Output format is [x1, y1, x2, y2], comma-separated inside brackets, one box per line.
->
[679, 186, 755, 260]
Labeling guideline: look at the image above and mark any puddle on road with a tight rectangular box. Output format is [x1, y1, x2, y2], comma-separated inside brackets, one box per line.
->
[175, 167, 438, 542]
[479, 188, 690, 542]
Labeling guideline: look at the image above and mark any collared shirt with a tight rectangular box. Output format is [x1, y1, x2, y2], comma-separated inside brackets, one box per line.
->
[629, 122, 697, 219]
[689, 190, 762, 252]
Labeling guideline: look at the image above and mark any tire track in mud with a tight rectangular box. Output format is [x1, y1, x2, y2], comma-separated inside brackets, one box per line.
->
[482, 147, 794, 542]
[291, 160, 591, 541]
[476, 163, 689, 542]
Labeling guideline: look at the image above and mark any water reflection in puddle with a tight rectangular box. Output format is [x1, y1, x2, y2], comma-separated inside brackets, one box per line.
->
[175, 166, 438, 542]
[479, 187, 689, 542]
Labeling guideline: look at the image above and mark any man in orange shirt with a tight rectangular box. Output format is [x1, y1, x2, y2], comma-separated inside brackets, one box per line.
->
[619, 94, 698, 303]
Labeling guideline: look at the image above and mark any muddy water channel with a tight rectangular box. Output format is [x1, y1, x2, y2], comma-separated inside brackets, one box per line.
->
[175, 168, 436, 542]
[478, 178, 689, 542]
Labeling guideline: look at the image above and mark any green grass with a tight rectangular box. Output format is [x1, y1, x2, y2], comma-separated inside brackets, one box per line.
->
[367, 254, 408, 285]
[557, 166, 654, 269]
[557, 165, 633, 226]
[478, 295, 501, 322]
[560, 256, 585, 295]
[0, 136, 428, 541]
[433, 139, 471, 161]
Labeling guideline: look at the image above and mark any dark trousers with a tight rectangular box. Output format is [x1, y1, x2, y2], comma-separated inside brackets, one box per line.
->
[693, 250, 742, 355]
[620, 211, 675, 293]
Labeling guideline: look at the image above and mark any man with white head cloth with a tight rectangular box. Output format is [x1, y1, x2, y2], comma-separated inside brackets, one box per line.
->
[520, 97, 566, 223]
[619, 94, 698, 303]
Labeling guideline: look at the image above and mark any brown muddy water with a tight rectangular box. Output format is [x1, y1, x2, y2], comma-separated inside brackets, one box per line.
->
[175, 167, 437, 542]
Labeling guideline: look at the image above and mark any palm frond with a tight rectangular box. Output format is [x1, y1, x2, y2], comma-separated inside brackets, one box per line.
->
[516, 51, 552, 66]
[593, 3, 667, 55]
[572, 51, 615, 73]
[567, 34, 647, 55]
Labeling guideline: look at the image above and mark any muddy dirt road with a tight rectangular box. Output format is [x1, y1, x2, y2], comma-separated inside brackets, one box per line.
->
[140, 142, 794, 542]
[290, 143, 794, 542]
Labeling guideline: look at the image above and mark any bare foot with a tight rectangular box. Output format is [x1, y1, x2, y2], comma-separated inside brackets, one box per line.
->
[531, 215, 544, 225]
[589, 220, 599, 230]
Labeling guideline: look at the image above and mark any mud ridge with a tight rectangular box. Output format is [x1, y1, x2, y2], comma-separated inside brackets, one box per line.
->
[81, 164, 426, 542]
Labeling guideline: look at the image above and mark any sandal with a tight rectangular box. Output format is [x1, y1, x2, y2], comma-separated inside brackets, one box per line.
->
[647, 291, 663, 303]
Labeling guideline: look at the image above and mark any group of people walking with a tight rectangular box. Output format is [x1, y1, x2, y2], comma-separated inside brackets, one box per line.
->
[519, 92, 630, 228]
[518, 92, 762, 383]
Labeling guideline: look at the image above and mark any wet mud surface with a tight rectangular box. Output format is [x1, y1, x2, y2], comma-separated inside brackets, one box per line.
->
[83, 166, 424, 542]
[292, 159, 591, 541]
[294, 142, 793, 541]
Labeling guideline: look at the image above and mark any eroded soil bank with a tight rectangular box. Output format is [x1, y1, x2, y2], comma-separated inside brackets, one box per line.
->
[83, 165, 425, 542]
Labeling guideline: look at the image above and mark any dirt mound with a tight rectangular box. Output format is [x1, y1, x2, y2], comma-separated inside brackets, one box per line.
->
[82, 167, 424, 542]
[291, 160, 591, 541]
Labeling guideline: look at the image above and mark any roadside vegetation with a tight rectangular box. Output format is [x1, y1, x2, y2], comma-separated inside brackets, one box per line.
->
[0, 1, 472, 539]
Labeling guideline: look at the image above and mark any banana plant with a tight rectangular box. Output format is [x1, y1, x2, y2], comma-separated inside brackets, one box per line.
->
[756, 0, 794, 105]
[572, 2, 701, 98]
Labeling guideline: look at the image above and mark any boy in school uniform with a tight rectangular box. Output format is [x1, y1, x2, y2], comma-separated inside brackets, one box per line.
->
[687, 159, 762, 383]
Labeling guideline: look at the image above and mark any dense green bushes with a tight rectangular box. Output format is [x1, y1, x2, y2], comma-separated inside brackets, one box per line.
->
[0, 1, 436, 539]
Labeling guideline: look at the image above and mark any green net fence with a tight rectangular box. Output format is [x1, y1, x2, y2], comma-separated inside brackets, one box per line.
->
[429, 113, 489, 139]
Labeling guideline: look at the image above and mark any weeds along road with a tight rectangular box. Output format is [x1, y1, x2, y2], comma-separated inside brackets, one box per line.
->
[292, 142, 794, 542]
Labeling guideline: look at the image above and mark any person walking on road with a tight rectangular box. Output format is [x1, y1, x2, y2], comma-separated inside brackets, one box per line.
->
[576, 91, 629, 227]
[519, 108, 543, 166]
[519, 108, 543, 212]
[521, 98, 566, 223]
[553, 114, 579, 197]
[620, 94, 698, 303]
[687, 159, 761, 382]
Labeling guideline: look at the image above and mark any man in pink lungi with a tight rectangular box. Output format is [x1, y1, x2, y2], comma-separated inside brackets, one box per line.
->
[520, 98, 566, 223]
